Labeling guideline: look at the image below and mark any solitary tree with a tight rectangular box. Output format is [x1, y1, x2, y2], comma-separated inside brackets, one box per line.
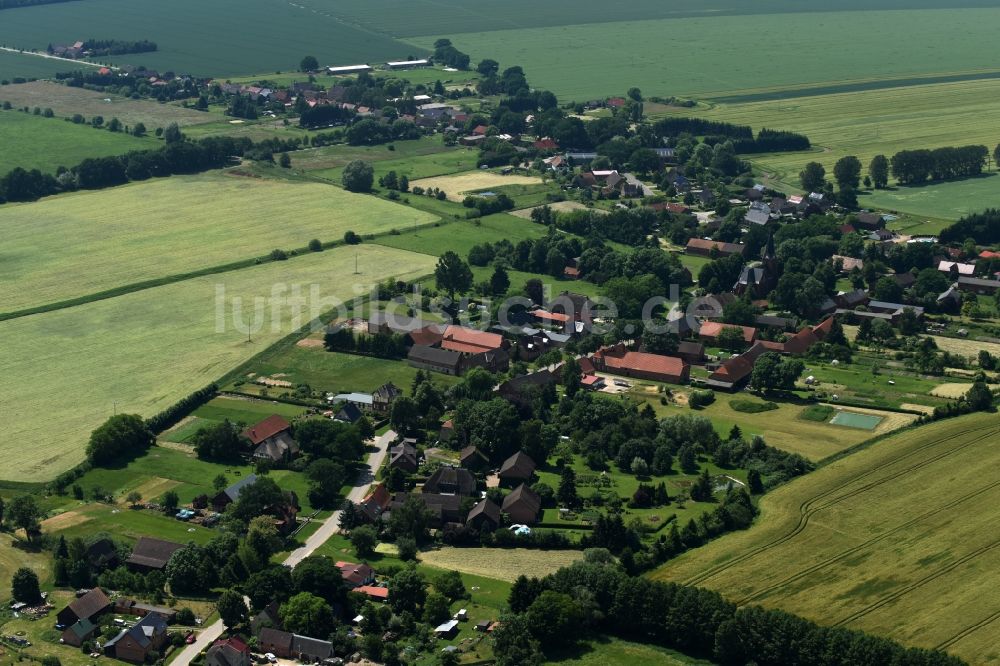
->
[300, 55, 319, 72]
[833, 155, 862, 191]
[11, 567, 41, 604]
[341, 160, 374, 193]
[350, 524, 378, 557]
[799, 161, 826, 191]
[216, 588, 248, 629]
[434, 251, 473, 299]
[7, 495, 41, 542]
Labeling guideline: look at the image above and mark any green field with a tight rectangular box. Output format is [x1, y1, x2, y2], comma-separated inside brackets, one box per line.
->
[311, 147, 479, 184]
[0, 108, 153, 175]
[545, 637, 712, 666]
[0, 244, 436, 482]
[0, 0, 424, 77]
[0, 173, 437, 313]
[651, 413, 1000, 664]
[860, 175, 1000, 222]
[374, 212, 549, 258]
[0, 49, 81, 79]
[409, 9, 1000, 100]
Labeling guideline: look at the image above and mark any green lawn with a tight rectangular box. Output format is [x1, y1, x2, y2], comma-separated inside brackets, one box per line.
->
[0, 172, 437, 313]
[0, 244, 436, 482]
[0, 109, 154, 175]
[191, 396, 308, 423]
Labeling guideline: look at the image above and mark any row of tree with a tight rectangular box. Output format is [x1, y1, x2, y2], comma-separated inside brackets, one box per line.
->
[890, 145, 989, 184]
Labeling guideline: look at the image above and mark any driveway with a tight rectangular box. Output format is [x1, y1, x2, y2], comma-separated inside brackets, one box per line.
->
[170, 430, 396, 665]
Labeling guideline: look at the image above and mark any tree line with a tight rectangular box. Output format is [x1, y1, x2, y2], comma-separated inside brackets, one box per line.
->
[890, 145, 989, 184]
[939, 208, 1000, 245]
[731, 128, 811, 153]
[77, 39, 157, 55]
[323, 328, 408, 359]
[494, 560, 967, 666]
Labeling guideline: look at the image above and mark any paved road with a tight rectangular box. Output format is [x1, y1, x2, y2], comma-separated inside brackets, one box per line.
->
[171, 430, 395, 665]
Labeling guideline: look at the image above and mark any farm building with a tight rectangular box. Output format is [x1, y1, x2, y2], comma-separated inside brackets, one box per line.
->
[466, 499, 502, 531]
[957, 276, 1000, 294]
[386, 59, 429, 69]
[685, 238, 746, 258]
[408, 345, 463, 375]
[424, 466, 477, 495]
[592, 345, 690, 384]
[704, 342, 770, 390]
[125, 537, 184, 573]
[62, 618, 97, 647]
[499, 451, 537, 484]
[212, 474, 259, 513]
[57, 587, 112, 627]
[327, 64, 372, 75]
[502, 484, 541, 524]
[698, 321, 757, 346]
[391, 492, 465, 525]
[460, 445, 488, 471]
[258, 628, 294, 658]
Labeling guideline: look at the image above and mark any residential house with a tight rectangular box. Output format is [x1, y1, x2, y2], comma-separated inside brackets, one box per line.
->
[291, 635, 334, 661]
[330, 392, 374, 411]
[206, 637, 252, 666]
[496, 369, 557, 407]
[389, 442, 419, 474]
[390, 492, 464, 525]
[460, 446, 488, 471]
[754, 315, 797, 331]
[125, 538, 184, 573]
[243, 415, 298, 463]
[354, 585, 389, 602]
[335, 402, 365, 424]
[498, 452, 536, 485]
[835, 289, 869, 309]
[744, 206, 771, 226]
[853, 211, 884, 230]
[893, 271, 917, 289]
[424, 467, 477, 495]
[533, 137, 559, 151]
[832, 255, 864, 273]
[466, 499, 502, 531]
[258, 628, 294, 659]
[86, 537, 119, 570]
[685, 238, 747, 258]
[103, 613, 168, 663]
[372, 383, 402, 414]
[57, 587, 112, 627]
[358, 484, 391, 522]
[592, 345, 690, 384]
[336, 561, 375, 589]
[501, 484, 541, 524]
[698, 321, 757, 347]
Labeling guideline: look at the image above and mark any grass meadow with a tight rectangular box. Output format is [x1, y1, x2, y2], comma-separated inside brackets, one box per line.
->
[0, 173, 437, 313]
[0, 81, 212, 128]
[311, 147, 479, 184]
[650, 413, 1000, 664]
[0, 108, 153, 175]
[0, 49, 78, 79]
[0, 244, 436, 482]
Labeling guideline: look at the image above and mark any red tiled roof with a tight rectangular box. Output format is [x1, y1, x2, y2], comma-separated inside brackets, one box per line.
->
[980, 250, 1000, 260]
[812, 316, 834, 339]
[533, 138, 558, 150]
[443, 325, 504, 352]
[599, 350, 686, 377]
[698, 321, 757, 343]
[242, 415, 291, 445]
[578, 357, 596, 374]
[685, 238, 746, 255]
[581, 375, 602, 386]
[354, 585, 389, 599]
[532, 309, 570, 323]
[409, 325, 443, 347]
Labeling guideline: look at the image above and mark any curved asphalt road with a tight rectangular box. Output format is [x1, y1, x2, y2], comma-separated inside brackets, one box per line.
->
[171, 430, 395, 665]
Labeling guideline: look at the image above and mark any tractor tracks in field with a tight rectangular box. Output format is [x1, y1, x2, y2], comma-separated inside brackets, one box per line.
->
[935, 607, 1000, 652]
[682, 422, 1000, 587]
[735, 475, 1000, 606]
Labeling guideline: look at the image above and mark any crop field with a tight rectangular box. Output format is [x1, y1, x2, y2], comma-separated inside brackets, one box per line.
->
[410, 171, 544, 201]
[0, 49, 84, 79]
[0, 81, 211, 128]
[418, 547, 583, 582]
[651, 413, 1000, 664]
[408, 8, 1000, 101]
[0, 173, 437, 313]
[860, 176, 1000, 221]
[0, 109, 153, 175]
[0, 244, 436, 482]
[0, 0, 422, 77]
[374, 213, 548, 258]
[292, 136, 455, 172]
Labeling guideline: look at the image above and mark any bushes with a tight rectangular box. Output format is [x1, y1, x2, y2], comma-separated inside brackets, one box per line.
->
[145, 384, 217, 434]
[799, 404, 834, 422]
[688, 390, 716, 409]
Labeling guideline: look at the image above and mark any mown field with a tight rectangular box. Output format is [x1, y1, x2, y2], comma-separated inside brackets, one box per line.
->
[0, 244, 436, 482]
[408, 8, 1000, 100]
[860, 175, 1000, 221]
[0, 81, 212, 128]
[418, 547, 583, 583]
[0, 0, 423, 78]
[311, 148, 479, 184]
[651, 413, 1000, 664]
[0, 173, 436, 313]
[0, 108, 154, 175]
